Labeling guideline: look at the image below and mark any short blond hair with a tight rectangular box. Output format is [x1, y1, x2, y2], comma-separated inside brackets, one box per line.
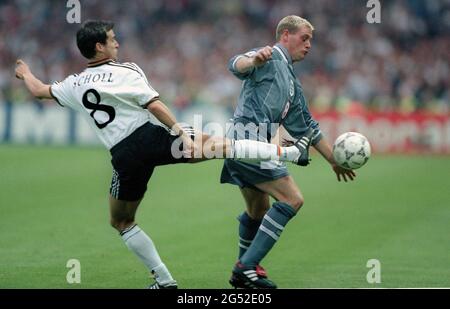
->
[276, 15, 314, 41]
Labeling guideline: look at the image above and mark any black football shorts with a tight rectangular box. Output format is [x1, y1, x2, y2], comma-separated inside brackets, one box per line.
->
[109, 122, 195, 201]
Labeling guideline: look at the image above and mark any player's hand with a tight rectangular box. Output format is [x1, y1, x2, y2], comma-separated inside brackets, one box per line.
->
[15, 59, 30, 80]
[332, 163, 356, 182]
[252, 46, 273, 67]
[180, 132, 196, 159]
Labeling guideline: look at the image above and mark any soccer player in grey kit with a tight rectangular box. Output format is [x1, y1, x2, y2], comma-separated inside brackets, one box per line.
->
[221, 15, 356, 288]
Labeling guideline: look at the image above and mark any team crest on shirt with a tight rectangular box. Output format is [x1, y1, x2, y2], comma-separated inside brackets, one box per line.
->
[289, 80, 295, 97]
[281, 101, 290, 119]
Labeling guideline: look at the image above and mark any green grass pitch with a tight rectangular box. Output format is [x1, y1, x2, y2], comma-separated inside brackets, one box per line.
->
[0, 145, 449, 288]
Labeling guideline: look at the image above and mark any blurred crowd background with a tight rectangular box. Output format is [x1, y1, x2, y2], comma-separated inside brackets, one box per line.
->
[1, 0, 449, 120]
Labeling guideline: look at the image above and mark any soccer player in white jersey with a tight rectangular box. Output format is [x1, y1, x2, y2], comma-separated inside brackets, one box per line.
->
[14, 20, 313, 288]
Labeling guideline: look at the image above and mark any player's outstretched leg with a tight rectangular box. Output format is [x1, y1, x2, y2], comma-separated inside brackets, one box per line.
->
[193, 132, 314, 164]
[231, 139, 306, 163]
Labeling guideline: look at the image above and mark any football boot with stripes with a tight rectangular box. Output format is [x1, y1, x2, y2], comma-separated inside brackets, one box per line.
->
[255, 264, 267, 278]
[229, 262, 277, 289]
[147, 281, 178, 289]
[147, 270, 178, 289]
[294, 127, 315, 166]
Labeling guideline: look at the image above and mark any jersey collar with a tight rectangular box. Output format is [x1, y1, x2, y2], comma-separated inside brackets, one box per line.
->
[87, 58, 114, 68]
[273, 44, 293, 66]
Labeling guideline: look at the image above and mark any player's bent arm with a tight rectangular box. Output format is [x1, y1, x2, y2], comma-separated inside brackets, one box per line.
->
[147, 99, 196, 157]
[15, 59, 52, 100]
[234, 56, 257, 74]
[234, 46, 273, 73]
[313, 138, 335, 165]
[146, 99, 186, 137]
[23, 76, 52, 100]
[314, 138, 356, 181]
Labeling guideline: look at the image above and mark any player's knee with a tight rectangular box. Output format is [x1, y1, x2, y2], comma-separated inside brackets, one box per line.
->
[292, 195, 304, 210]
[110, 217, 120, 231]
[110, 217, 133, 232]
[284, 194, 304, 211]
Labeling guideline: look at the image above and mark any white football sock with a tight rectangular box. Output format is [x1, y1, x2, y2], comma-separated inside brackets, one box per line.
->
[281, 145, 302, 162]
[121, 224, 176, 285]
[232, 139, 301, 162]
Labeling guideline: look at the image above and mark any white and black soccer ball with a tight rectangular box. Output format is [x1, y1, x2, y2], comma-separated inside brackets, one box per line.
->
[332, 132, 371, 170]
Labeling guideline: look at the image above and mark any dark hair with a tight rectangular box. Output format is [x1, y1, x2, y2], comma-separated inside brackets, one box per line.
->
[76, 20, 114, 59]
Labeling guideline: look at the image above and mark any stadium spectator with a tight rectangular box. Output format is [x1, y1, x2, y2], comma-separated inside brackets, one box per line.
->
[1, 0, 448, 116]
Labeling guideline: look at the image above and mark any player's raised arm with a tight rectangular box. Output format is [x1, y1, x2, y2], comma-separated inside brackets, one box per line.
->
[232, 46, 273, 74]
[15, 59, 52, 100]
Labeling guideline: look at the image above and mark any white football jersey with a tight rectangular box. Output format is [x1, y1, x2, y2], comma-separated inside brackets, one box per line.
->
[50, 59, 159, 149]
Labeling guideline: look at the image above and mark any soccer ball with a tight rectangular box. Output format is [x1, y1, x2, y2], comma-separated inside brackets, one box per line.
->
[332, 132, 371, 170]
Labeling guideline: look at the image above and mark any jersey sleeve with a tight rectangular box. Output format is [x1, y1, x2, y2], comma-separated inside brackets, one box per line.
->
[50, 75, 75, 107]
[124, 63, 160, 107]
[228, 49, 259, 80]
